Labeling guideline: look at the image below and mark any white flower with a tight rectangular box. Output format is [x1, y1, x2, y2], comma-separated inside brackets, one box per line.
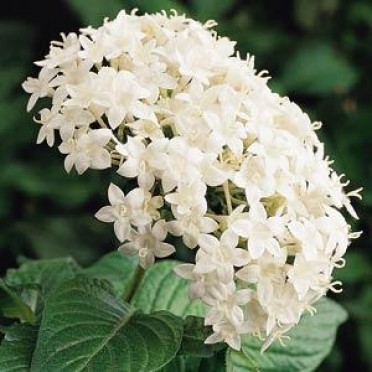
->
[227, 205, 249, 233]
[165, 181, 207, 215]
[119, 220, 175, 268]
[315, 206, 350, 257]
[134, 62, 177, 104]
[172, 34, 215, 85]
[126, 119, 164, 141]
[63, 71, 101, 109]
[103, 10, 145, 59]
[203, 283, 252, 328]
[287, 254, 329, 300]
[116, 137, 167, 190]
[34, 108, 62, 146]
[24, 10, 362, 352]
[78, 33, 107, 64]
[203, 282, 252, 350]
[236, 251, 286, 307]
[95, 184, 150, 242]
[58, 106, 95, 141]
[233, 202, 285, 259]
[167, 209, 218, 249]
[160, 137, 203, 193]
[36, 33, 81, 68]
[58, 128, 112, 174]
[49, 60, 93, 89]
[22, 67, 57, 111]
[233, 155, 276, 204]
[247, 127, 292, 175]
[174, 263, 220, 299]
[264, 282, 302, 335]
[109, 71, 154, 129]
[195, 231, 250, 283]
[204, 103, 246, 155]
[205, 318, 249, 350]
[288, 218, 324, 261]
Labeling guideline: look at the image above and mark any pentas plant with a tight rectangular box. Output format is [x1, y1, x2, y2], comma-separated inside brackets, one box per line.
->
[19, 8, 361, 368]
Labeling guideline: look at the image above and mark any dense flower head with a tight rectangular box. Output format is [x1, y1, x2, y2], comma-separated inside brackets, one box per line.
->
[23, 9, 362, 351]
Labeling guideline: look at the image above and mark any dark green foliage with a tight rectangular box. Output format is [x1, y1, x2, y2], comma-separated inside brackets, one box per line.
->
[82, 252, 138, 296]
[0, 324, 39, 372]
[131, 260, 205, 317]
[31, 276, 184, 371]
[0, 280, 36, 325]
[179, 316, 226, 357]
[5, 257, 79, 296]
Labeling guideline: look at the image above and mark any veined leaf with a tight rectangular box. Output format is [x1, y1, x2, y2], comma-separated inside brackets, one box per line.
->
[0, 280, 36, 325]
[132, 260, 205, 317]
[31, 276, 183, 371]
[179, 316, 225, 357]
[159, 356, 201, 372]
[5, 257, 79, 297]
[5, 257, 79, 319]
[82, 252, 138, 296]
[226, 349, 259, 372]
[0, 324, 38, 372]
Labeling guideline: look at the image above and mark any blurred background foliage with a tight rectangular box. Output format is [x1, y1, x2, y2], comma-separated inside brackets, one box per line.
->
[0, 0, 371, 370]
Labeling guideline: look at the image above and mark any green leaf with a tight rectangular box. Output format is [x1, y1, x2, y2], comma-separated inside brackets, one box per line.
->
[5, 257, 79, 319]
[5, 257, 79, 298]
[132, 260, 205, 317]
[226, 349, 259, 372]
[83, 252, 138, 296]
[67, 0, 124, 26]
[226, 298, 347, 371]
[31, 276, 184, 371]
[199, 349, 227, 372]
[0, 280, 36, 325]
[160, 356, 201, 372]
[0, 324, 39, 371]
[179, 316, 225, 357]
[279, 44, 358, 95]
[191, 0, 236, 19]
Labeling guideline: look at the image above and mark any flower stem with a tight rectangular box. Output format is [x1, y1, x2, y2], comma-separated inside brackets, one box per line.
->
[118, 123, 126, 142]
[124, 264, 146, 303]
[231, 196, 246, 205]
[223, 180, 233, 214]
[205, 212, 227, 222]
[96, 116, 107, 128]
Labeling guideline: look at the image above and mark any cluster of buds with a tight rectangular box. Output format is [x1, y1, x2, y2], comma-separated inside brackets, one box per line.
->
[23, 10, 361, 350]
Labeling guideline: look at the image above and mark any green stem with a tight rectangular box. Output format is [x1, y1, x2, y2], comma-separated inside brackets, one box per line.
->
[118, 123, 126, 142]
[231, 196, 246, 205]
[205, 212, 227, 222]
[124, 264, 146, 303]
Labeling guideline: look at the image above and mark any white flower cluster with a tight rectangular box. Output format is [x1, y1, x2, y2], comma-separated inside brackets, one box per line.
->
[23, 10, 362, 351]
